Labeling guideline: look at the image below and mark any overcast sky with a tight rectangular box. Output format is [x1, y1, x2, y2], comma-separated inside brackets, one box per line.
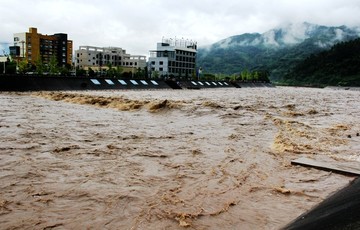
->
[1, 0, 360, 56]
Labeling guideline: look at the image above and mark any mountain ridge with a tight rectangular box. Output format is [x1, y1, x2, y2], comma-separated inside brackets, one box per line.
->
[203, 22, 360, 50]
[197, 22, 360, 82]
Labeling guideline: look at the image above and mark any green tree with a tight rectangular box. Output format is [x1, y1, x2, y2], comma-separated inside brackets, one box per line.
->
[115, 66, 123, 78]
[106, 63, 115, 77]
[49, 55, 59, 75]
[35, 57, 45, 75]
[18, 59, 29, 74]
[88, 67, 95, 77]
[240, 70, 249, 81]
[135, 67, 146, 78]
[76, 67, 87, 76]
[6, 60, 17, 74]
[59, 67, 70, 76]
[253, 71, 259, 81]
[152, 70, 159, 79]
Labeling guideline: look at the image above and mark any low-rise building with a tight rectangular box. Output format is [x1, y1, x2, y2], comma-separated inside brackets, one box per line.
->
[148, 38, 197, 78]
[12, 27, 73, 67]
[75, 46, 146, 73]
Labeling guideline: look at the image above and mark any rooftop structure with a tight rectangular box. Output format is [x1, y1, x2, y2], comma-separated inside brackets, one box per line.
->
[148, 37, 197, 78]
[75, 46, 146, 72]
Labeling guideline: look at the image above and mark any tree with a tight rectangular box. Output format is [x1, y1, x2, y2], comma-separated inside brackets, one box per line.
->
[135, 67, 145, 79]
[49, 55, 59, 75]
[152, 70, 159, 79]
[241, 70, 249, 81]
[115, 66, 123, 78]
[35, 57, 45, 75]
[76, 67, 87, 76]
[88, 67, 95, 77]
[106, 63, 115, 77]
[5, 60, 17, 74]
[18, 59, 29, 74]
[253, 71, 259, 81]
[0, 58, 16, 74]
[122, 71, 132, 79]
[59, 67, 70, 76]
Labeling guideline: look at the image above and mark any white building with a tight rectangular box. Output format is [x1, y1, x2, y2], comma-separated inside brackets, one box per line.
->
[148, 38, 197, 78]
[13, 33, 26, 58]
[75, 46, 146, 71]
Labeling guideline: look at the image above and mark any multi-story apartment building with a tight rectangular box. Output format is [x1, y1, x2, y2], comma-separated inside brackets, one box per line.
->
[75, 46, 146, 72]
[148, 38, 197, 78]
[12, 27, 73, 67]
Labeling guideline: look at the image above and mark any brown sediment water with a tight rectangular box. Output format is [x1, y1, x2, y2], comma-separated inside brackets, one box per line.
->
[0, 87, 359, 229]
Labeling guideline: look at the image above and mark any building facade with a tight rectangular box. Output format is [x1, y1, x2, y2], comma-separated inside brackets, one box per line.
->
[75, 46, 146, 72]
[12, 27, 73, 67]
[148, 38, 197, 78]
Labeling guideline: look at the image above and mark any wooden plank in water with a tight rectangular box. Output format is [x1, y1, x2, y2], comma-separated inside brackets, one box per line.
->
[291, 157, 360, 176]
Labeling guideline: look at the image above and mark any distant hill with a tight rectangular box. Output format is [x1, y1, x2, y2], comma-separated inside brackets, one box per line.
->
[282, 38, 360, 86]
[196, 22, 360, 83]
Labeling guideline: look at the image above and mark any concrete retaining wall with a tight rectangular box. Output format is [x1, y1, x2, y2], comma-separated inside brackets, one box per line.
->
[0, 75, 273, 91]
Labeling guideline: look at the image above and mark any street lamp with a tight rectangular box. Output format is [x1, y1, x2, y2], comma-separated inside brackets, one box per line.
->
[1, 51, 8, 74]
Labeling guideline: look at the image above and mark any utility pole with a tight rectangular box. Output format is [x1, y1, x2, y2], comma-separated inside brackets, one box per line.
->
[2, 50, 7, 74]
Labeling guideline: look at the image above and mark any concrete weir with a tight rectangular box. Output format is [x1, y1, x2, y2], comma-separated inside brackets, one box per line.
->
[0, 75, 273, 91]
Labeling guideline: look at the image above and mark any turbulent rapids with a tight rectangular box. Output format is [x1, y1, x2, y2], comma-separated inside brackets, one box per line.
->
[0, 87, 359, 229]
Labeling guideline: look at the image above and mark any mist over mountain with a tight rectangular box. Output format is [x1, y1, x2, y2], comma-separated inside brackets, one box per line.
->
[197, 22, 360, 82]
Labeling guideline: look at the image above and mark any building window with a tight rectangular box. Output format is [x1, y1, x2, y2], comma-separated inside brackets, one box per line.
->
[159, 68, 163, 71]
[159, 61, 163, 65]
[151, 61, 155, 65]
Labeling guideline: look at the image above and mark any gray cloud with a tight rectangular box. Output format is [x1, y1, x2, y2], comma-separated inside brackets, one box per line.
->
[1, 0, 360, 56]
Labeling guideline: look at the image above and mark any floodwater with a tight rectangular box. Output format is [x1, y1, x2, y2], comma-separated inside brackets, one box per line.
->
[0, 87, 359, 229]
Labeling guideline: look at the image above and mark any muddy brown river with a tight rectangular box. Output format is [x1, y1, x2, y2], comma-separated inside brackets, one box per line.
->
[0, 87, 359, 229]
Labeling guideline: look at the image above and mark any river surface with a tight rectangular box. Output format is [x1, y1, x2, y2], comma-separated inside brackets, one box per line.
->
[1, 87, 359, 229]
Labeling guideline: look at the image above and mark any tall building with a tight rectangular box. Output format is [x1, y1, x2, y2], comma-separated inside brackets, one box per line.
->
[75, 46, 146, 72]
[148, 38, 197, 78]
[12, 27, 73, 67]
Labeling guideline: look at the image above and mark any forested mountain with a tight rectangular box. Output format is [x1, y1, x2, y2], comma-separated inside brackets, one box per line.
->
[196, 22, 360, 83]
[282, 38, 360, 86]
